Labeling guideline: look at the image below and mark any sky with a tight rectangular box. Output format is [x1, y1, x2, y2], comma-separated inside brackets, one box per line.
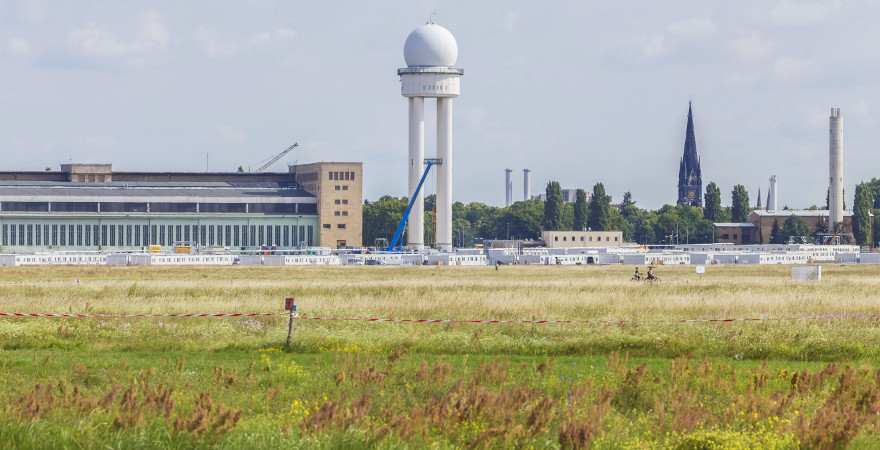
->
[1, 0, 879, 209]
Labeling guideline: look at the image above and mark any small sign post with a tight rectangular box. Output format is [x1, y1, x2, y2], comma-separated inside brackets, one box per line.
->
[284, 297, 297, 350]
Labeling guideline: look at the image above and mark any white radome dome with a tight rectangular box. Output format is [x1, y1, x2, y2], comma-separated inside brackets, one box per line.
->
[404, 23, 458, 67]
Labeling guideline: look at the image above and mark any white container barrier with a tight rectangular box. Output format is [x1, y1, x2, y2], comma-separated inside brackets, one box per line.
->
[238, 255, 264, 265]
[149, 255, 236, 266]
[835, 252, 860, 264]
[860, 253, 880, 264]
[282, 255, 341, 265]
[106, 254, 131, 266]
[791, 265, 821, 281]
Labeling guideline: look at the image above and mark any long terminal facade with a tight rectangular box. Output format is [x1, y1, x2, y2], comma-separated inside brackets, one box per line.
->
[0, 162, 362, 252]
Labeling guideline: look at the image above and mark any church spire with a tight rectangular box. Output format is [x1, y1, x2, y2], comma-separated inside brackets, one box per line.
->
[677, 101, 703, 206]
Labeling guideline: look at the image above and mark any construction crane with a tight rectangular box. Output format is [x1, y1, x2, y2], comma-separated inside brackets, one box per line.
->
[386, 158, 441, 252]
[255, 142, 299, 172]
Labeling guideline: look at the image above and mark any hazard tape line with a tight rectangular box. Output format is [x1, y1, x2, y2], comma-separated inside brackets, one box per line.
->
[0, 312, 280, 318]
[293, 314, 879, 326]
[0, 312, 876, 325]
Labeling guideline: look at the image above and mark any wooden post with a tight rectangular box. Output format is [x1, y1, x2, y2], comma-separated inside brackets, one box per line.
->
[284, 297, 297, 350]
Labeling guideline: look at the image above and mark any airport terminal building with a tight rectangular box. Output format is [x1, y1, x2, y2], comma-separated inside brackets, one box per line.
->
[0, 162, 362, 252]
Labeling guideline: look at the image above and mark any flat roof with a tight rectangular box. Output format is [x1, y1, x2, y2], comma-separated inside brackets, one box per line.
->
[0, 180, 314, 202]
[713, 222, 755, 227]
[751, 209, 853, 217]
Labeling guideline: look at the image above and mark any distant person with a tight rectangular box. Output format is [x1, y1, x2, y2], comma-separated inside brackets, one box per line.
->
[632, 267, 641, 281]
[646, 266, 657, 282]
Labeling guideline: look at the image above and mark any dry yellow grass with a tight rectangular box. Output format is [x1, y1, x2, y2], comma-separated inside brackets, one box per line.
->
[0, 264, 878, 320]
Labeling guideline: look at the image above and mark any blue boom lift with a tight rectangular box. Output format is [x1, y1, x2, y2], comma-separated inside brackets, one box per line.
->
[385, 159, 441, 252]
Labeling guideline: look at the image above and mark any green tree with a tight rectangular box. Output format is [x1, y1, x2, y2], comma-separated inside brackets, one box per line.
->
[781, 216, 811, 243]
[573, 189, 588, 231]
[361, 196, 407, 247]
[620, 192, 638, 221]
[704, 182, 722, 222]
[588, 183, 610, 231]
[853, 183, 875, 246]
[730, 185, 750, 223]
[874, 211, 880, 248]
[769, 220, 784, 244]
[542, 181, 563, 231]
[497, 199, 543, 240]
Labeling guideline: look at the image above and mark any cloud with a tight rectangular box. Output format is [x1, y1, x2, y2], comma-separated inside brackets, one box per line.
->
[65, 12, 169, 67]
[617, 18, 717, 64]
[194, 26, 238, 58]
[770, 0, 842, 26]
[15, 0, 47, 24]
[502, 11, 518, 33]
[771, 57, 814, 82]
[195, 26, 297, 58]
[7, 37, 34, 57]
[666, 18, 717, 38]
[730, 32, 772, 62]
[216, 125, 248, 144]
[250, 27, 296, 46]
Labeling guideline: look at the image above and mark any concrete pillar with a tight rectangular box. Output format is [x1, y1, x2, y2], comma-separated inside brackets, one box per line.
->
[768, 175, 778, 211]
[407, 97, 425, 249]
[829, 108, 844, 231]
[504, 169, 513, 206]
[436, 97, 453, 251]
[523, 169, 531, 201]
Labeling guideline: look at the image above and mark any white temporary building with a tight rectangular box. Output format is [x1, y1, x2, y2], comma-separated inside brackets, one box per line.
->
[425, 253, 487, 266]
[736, 252, 809, 265]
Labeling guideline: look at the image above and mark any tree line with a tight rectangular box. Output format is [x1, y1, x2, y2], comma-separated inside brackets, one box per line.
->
[362, 180, 880, 247]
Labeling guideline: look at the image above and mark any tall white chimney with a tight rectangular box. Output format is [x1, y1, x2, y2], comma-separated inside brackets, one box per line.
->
[829, 108, 844, 231]
[504, 169, 513, 206]
[768, 175, 778, 211]
[523, 169, 531, 201]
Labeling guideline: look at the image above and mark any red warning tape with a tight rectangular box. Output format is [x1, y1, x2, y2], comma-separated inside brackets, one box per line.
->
[0, 311, 279, 318]
[0, 312, 875, 325]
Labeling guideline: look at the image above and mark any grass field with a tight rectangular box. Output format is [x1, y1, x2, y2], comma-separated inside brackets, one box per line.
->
[2, 265, 880, 449]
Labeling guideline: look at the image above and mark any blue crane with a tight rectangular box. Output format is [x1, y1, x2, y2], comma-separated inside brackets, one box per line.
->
[386, 159, 441, 252]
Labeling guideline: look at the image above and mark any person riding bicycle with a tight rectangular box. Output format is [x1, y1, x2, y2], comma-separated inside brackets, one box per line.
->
[632, 267, 641, 281]
[646, 266, 657, 281]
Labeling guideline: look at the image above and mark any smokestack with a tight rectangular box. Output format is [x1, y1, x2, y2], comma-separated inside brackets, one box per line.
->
[523, 169, 531, 201]
[504, 169, 513, 206]
[768, 175, 778, 211]
[829, 108, 844, 231]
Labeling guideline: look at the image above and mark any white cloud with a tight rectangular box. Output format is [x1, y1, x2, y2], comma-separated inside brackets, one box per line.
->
[251, 27, 296, 46]
[7, 37, 34, 57]
[195, 26, 297, 58]
[84, 135, 116, 151]
[15, 0, 47, 24]
[66, 12, 169, 64]
[770, 0, 842, 26]
[216, 125, 248, 144]
[502, 11, 518, 33]
[730, 32, 771, 62]
[639, 35, 669, 59]
[771, 57, 814, 82]
[666, 18, 717, 38]
[195, 26, 239, 58]
[621, 18, 716, 63]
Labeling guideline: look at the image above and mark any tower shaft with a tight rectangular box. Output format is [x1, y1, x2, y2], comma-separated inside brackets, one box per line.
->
[407, 97, 425, 249]
[829, 108, 844, 230]
[436, 98, 453, 251]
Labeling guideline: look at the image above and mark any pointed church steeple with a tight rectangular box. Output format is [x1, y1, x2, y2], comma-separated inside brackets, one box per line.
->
[757, 188, 762, 209]
[677, 102, 703, 206]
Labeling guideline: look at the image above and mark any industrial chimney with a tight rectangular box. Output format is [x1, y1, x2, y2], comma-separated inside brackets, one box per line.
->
[829, 108, 844, 231]
[504, 169, 513, 206]
[523, 169, 531, 201]
[767, 175, 778, 211]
